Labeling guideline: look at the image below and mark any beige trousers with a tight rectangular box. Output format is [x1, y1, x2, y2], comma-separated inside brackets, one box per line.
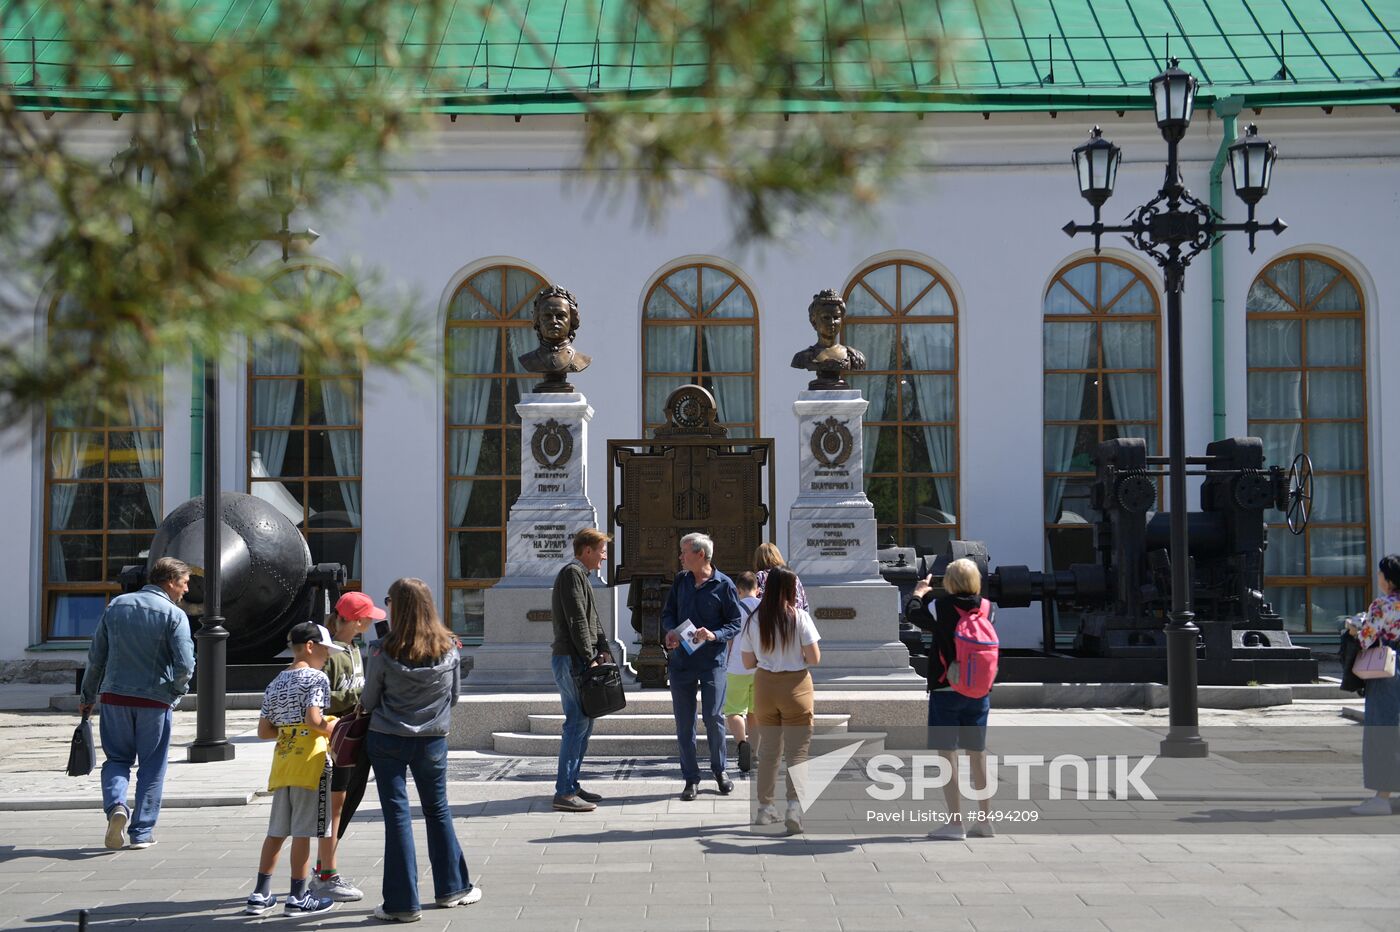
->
[752, 668, 814, 805]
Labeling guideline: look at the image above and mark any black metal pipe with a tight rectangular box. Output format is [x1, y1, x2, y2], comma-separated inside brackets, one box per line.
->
[1160, 283, 1208, 758]
[188, 356, 234, 763]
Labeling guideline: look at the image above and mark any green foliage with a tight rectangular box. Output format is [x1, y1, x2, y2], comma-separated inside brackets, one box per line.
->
[0, 0, 952, 424]
[501, 0, 946, 240]
[0, 0, 451, 425]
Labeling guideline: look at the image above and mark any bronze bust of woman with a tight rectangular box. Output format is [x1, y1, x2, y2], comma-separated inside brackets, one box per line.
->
[791, 289, 866, 390]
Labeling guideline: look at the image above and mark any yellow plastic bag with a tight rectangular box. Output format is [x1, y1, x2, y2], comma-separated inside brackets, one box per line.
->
[268, 718, 335, 791]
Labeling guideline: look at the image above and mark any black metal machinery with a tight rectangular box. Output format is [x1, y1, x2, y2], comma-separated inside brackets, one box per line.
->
[121, 492, 347, 665]
[880, 436, 1318, 684]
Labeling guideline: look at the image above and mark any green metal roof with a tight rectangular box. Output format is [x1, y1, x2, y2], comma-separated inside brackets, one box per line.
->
[3, 0, 1398, 113]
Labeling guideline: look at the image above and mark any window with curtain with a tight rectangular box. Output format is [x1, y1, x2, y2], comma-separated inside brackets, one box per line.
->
[445, 264, 545, 640]
[43, 296, 163, 640]
[247, 266, 363, 586]
[642, 263, 759, 438]
[1247, 255, 1370, 634]
[1044, 257, 1161, 631]
[841, 259, 959, 555]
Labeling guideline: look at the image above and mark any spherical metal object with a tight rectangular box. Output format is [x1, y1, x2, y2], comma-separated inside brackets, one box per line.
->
[148, 492, 312, 662]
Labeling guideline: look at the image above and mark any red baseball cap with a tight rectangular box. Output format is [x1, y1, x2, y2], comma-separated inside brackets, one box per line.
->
[335, 591, 387, 622]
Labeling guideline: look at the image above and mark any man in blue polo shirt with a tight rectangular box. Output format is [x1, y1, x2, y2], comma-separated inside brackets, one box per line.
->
[661, 532, 744, 801]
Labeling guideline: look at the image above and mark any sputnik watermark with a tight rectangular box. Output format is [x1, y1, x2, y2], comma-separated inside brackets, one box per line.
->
[864, 753, 1158, 802]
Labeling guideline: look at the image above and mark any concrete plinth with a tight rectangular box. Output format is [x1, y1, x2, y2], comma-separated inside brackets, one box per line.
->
[465, 579, 617, 690]
[802, 579, 925, 690]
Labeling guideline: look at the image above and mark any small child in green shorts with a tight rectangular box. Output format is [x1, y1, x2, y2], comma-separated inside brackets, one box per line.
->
[243, 623, 345, 917]
[724, 572, 762, 773]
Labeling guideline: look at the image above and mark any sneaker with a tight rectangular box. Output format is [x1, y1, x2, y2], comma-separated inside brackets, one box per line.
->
[553, 794, 597, 813]
[784, 801, 803, 834]
[1351, 795, 1393, 816]
[313, 874, 364, 902]
[104, 805, 129, 850]
[753, 804, 780, 826]
[243, 893, 278, 916]
[737, 740, 752, 773]
[929, 820, 967, 841]
[283, 891, 335, 916]
[436, 886, 482, 908]
[968, 819, 996, 838]
[127, 839, 157, 850]
[373, 905, 422, 922]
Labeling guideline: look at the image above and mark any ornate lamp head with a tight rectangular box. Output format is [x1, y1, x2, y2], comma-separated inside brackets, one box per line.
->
[1150, 59, 1198, 142]
[1228, 124, 1278, 207]
[1072, 126, 1121, 207]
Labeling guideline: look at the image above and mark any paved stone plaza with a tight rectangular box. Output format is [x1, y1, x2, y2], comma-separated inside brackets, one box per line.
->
[2, 685, 1398, 931]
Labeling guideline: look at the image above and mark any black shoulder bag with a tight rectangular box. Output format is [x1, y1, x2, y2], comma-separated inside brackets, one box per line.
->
[575, 642, 626, 719]
[67, 712, 95, 776]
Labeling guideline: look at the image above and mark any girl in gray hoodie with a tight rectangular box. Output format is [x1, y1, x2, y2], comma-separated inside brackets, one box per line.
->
[361, 577, 481, 922]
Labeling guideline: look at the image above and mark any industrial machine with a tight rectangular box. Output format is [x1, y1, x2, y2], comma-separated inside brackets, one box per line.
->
[882, 436, 1318, 684]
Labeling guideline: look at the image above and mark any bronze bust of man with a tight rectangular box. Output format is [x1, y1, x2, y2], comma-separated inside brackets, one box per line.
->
[791, 288, 866, 390]
[517, 284, 591, 393]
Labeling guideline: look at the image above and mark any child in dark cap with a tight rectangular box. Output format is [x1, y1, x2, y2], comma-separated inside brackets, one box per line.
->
[243, 622, 345, 917]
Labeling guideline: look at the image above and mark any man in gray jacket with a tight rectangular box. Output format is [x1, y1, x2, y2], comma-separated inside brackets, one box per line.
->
[550, 528, 612, 812]
[79, 557, 195, 850]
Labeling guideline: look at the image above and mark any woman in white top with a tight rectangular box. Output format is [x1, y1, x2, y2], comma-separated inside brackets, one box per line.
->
[741, 567, 820, 833]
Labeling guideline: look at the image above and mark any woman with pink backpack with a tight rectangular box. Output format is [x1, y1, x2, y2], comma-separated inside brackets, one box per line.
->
[905, 557, 999, 840]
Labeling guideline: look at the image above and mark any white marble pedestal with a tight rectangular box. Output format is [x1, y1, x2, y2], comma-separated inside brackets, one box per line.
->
[467, 392, 611, 689]
[503, 393, 598, 579]
[787, 390, 923, 690]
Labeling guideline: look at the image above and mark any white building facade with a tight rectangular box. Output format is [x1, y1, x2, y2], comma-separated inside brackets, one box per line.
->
[3, 4, 1398, 675]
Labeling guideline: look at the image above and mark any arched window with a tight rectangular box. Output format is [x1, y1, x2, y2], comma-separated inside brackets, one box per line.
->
[642, 263, 759, 437]
[842, 258, 959, 554]
[42, 297, 163, 639]
[1043, 257, 1161, 609]
[247, 267, 364, 583]
[445, 264, 545, 639]
[1247, 255, 1370, 633]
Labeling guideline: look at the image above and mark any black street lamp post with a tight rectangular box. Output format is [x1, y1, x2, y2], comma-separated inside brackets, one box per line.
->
[186, 165, 317, 763]
[115, 131, 236, 763]
[1062, 60, 1286, 758]
[187, 353, 235, 763]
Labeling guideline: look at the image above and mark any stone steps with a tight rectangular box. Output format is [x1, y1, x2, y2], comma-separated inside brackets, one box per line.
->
[490, 727, 885, 757]
[523, 712, 851, 735]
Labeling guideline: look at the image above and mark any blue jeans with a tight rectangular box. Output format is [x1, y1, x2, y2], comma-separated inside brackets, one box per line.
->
[1362, 668, 1400, 792]
[552, 655, 595, 797]
[99, 703, 173, 843]
[669, 665, 728, 782]
[367, 732, 472, 915]
[927, 690, 990, 752]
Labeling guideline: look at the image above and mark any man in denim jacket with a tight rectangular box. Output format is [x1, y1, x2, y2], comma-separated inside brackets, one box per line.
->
[79, 557, 195, 850]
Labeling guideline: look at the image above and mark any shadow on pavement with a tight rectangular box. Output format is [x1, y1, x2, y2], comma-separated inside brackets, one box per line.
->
[0, 846, 110, 865]
[32, 900, 380, 928]
[1180, 803, 1397, 824]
